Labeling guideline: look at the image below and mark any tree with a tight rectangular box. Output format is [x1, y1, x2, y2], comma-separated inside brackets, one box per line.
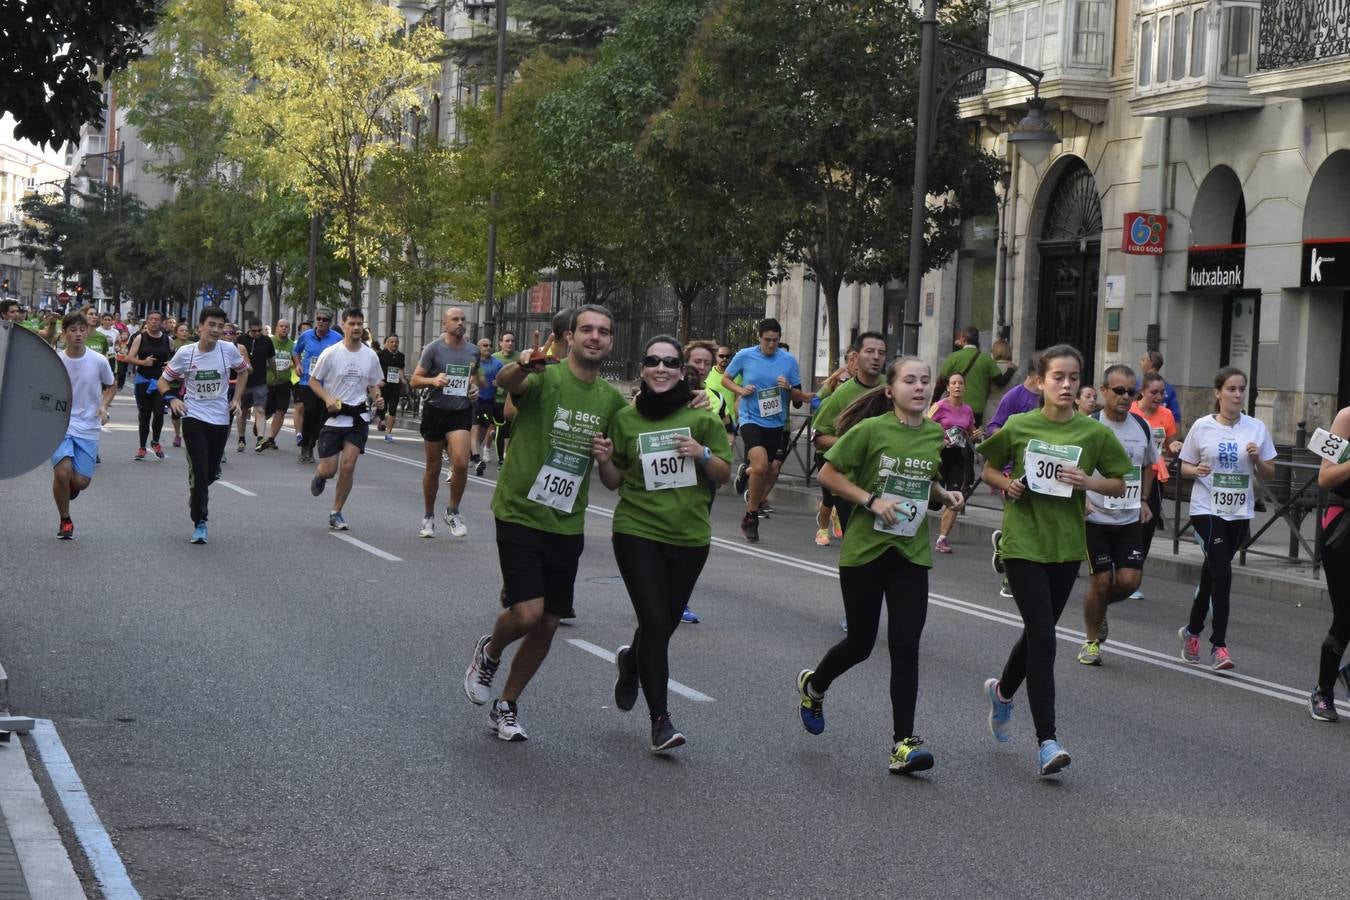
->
[447, 0, 629, 77]
[649, 0, 1002, 369]
[2, 0, 158, 148]
[210, 0, 442, 305]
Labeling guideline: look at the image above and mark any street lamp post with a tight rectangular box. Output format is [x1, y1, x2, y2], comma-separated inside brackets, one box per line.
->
[78, 143, 126, 313]
[901, 0, 1060, 357]
[482, 0, 508, 341]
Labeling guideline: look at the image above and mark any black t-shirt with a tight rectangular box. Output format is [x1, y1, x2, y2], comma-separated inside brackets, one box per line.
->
[238, 335, 274, 388]
[377, 349, 406, 387]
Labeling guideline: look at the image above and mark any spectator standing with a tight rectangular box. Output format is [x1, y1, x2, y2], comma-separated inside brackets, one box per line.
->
[938, 326, 1017, 427]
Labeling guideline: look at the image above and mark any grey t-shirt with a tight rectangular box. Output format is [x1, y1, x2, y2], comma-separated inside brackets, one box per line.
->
[1086, 411, 1157, 526]
[417, 338, 480, 411]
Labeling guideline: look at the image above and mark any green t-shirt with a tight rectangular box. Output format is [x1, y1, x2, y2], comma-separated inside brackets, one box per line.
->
[490, 362, 626, 535]
[812, 376, 880, 438]
[84, 328, 109, 356]
[608, 404, 733, 547]
[705, 368, 738, 425]
[940, 346, 1001, 418]
[825, 413, 944, 568]
[268, 337, 296, 386]
[492, 350, 514, 402]
[976, 409, 1133, 564]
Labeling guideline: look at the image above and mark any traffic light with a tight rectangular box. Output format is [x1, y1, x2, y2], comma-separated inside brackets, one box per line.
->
[1, 278, 9, 293]
[75, 284, 85, 298]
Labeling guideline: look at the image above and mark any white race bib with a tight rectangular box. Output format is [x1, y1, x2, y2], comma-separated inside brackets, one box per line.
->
[638, 427, 697, 491]
[1151, 426, 1166, 458]
[1024, 439, 1083, 498]
[1211, 472, 1250, 518]
[274, 357, 292, 371]
[1308, 427, 1350, 465]
[386, 366, 400, 384]
[191, 368, 223, 399]
[442, 364, 470, 397]
[529, 447, 589, 513]
[1102, 465, 1142, 511]
[756, 387, 783, 419]
[872, 474, 929, 538]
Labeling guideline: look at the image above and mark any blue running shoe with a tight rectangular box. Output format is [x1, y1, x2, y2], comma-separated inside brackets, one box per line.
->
[797, 669, 824, 734]
[681, 607, 700, 624]
[329, 511, 348, 531]
[985, 677, 1013, 742]
[889, 736, 935, 774]
[1038, 739, 1071, 776]
[191, 522, 208, 545]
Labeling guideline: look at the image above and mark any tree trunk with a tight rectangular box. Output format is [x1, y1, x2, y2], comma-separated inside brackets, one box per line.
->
[822, 275, 844, 378]
[267, 260, 281, 326]
[673, 281, 703, 344]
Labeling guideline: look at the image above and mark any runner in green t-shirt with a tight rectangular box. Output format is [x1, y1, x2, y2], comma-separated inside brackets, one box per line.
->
[462, 306, 627, 744]
[938, 326, 1017, 426]
[594, 335, 732, 753]
[490, 330, 516, 464]
[976, 344, 1131, 778]
[795, 355, 964, 775]
[262, 318, 295, 451]
[810, 331, 886, 546]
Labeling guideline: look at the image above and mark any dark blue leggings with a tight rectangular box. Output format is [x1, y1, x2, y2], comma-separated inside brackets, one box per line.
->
[1188, 515, 1249, 648]
[998, 559, 1080, 743]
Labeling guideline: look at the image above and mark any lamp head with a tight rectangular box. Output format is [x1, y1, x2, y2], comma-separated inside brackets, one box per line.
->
[1008, 97, 1060, 166]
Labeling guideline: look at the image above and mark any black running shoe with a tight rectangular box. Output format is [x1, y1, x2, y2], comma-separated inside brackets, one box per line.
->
[650, 714, 685, 753]
[740, 510, 759, 543]
[614, 645, 639, 711]
[733, 462, 749, 496]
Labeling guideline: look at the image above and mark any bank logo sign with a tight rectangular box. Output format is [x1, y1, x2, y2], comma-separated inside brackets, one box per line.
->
[1301, 239, 1350, 287]
[1186, 244, 1245, 290]
[1122, 212, 1167, 255]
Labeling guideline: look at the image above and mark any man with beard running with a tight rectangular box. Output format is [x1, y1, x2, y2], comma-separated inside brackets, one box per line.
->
[411, 308, 484, 538]
[260, 318, 294, 451]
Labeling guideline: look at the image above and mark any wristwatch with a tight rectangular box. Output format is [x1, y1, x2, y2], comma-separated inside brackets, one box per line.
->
[700, 446, 713, 463]
[864, 493, 878, 510]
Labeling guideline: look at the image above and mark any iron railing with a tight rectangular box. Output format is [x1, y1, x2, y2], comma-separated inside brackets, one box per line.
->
[1258, 0, 1350, 71]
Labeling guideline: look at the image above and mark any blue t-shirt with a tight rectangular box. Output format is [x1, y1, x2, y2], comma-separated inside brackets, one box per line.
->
[477, 354, 504, 404]
[293, 328, 342, 386]
[725, 346, 801, 428]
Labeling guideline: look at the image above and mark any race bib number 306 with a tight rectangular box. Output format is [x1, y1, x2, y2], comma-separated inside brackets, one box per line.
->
[638, 427, 696, 491]
[529, 447, 589, 513]
[1024, 439, 1083, 498]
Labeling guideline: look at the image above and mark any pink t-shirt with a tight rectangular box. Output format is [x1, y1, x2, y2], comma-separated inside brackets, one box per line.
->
[931, 398, 975, 433]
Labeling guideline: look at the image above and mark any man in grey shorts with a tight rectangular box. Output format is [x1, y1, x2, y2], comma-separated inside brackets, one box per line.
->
[410, 307, 485, 538]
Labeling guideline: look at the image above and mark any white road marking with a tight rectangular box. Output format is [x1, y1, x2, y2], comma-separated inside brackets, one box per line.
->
[31, 719, 142, 900]
[217, 480, 257, 497]
[329, 532, 403, 561]
[567, 638, 716, 702]
[359, 432, 1345, 712]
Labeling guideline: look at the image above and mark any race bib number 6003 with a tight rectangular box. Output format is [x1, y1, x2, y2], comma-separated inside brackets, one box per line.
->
[1024, 439, 1083, 498]
[529, 447, 589, 513]
[757, 387, 783, 419]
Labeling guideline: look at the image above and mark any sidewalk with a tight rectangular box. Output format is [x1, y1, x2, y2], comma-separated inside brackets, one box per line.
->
[761, 475, 1333, 610]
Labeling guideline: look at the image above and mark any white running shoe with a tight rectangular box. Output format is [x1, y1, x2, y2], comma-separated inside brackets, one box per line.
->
[419, 517, 435, 538]
[489, 699, 527, 742]
[445, 510, 468, 538]
[463, 634, 498, 705]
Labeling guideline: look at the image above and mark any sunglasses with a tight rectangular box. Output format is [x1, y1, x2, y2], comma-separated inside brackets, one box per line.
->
[1105, 386, 1133, 396]
[643, 355, 683, 369]
[717, 353, 731, 359]
[316, 316, 331, 322]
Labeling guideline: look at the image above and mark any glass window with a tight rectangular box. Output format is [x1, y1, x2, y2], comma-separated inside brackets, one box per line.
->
[1043, 2, 1062, 66]
[1071, 0, 1108, 66]
[1157, 15, 1171, 82]
[1025, 6, 1041, 70]
[1190, 8, 1207, 76]
[1172, 12, 1188, 80]
[1138, 18, 1153, 85]
[1220, 6, 1255, 77]
[1010, 10, 1025, 65]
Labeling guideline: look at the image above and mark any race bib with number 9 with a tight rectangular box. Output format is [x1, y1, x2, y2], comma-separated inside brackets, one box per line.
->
[1211, 472, 1250, 518]
[638, 427, 697, 491]
[1024, 439, 1083, 498]
[529, 447, 589, 513]
[1308, 427, 1350, 465]
[872, 474, 930, 538]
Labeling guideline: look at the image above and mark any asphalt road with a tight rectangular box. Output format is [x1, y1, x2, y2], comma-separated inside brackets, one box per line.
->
[2, 392, 1348, 898]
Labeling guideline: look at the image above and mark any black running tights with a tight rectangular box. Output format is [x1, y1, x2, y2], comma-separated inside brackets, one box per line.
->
[1317, 525, 1350, 692]
[299, 385, 324, 450]
[134, 381, 165, 448]
[811, 550, 929, 742]
[182, 418, 228, 523]
[1188, 515, 1249, 648]
[612, 533, 710, 719]
[998, 559, 1079, 743]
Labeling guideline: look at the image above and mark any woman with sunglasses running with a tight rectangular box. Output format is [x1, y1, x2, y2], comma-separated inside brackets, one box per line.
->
[795, 356, 965, 775]
[1176, 367, 1276, 671]
[977, 344, 1131, 777]
[594, 336, 732, 753]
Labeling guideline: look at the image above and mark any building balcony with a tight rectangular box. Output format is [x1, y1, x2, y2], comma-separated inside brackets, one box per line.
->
[959, 0, 1116, 123]
[1129, 1, 1265, 117]
[1249, 0, 1350, 98]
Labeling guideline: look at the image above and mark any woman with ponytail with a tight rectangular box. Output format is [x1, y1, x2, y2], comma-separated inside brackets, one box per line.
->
[795, 356, 965, 775]
[594, 336, 732, 754]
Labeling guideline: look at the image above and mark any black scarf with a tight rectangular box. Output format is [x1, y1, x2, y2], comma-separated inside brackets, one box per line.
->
[635, 379, 692, 420]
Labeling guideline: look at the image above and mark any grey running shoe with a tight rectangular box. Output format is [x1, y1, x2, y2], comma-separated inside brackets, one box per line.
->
[614, 645, 639, 711]
[328, 511, 348, 531]
[984, 678, 1013, 743]
[991, 529, 1005, 575]
[1309, 690, 1339, 723]
[999, 578, 1013, 599]
[1077, 641, 1102, 666]
[310, 474, 327, 496]
[464, 634, 498, 705]
[650, 714, 685, 753]
[489, 699, 527, 742]
[1179, 627, 1201, 664]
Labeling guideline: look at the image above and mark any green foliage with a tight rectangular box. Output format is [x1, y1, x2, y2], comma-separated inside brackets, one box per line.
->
[447, 0, 629, 77]
[2, 0, 158, 148]
[649, 0, 1002, 367]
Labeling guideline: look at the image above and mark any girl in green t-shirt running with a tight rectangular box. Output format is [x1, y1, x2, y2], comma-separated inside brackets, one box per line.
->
[976, 344, 1130, 778]
[795, 356, 965, 775]
[594, 336, 732, 754]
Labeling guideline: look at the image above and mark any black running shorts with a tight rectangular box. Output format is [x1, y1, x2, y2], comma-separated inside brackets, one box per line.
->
[495, 518, 584, 618]
[316, 420, 369, 458]
[740, 423, 783, 459]
[1085, 521, 1146, 575]
[420, 404, 474, 441]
